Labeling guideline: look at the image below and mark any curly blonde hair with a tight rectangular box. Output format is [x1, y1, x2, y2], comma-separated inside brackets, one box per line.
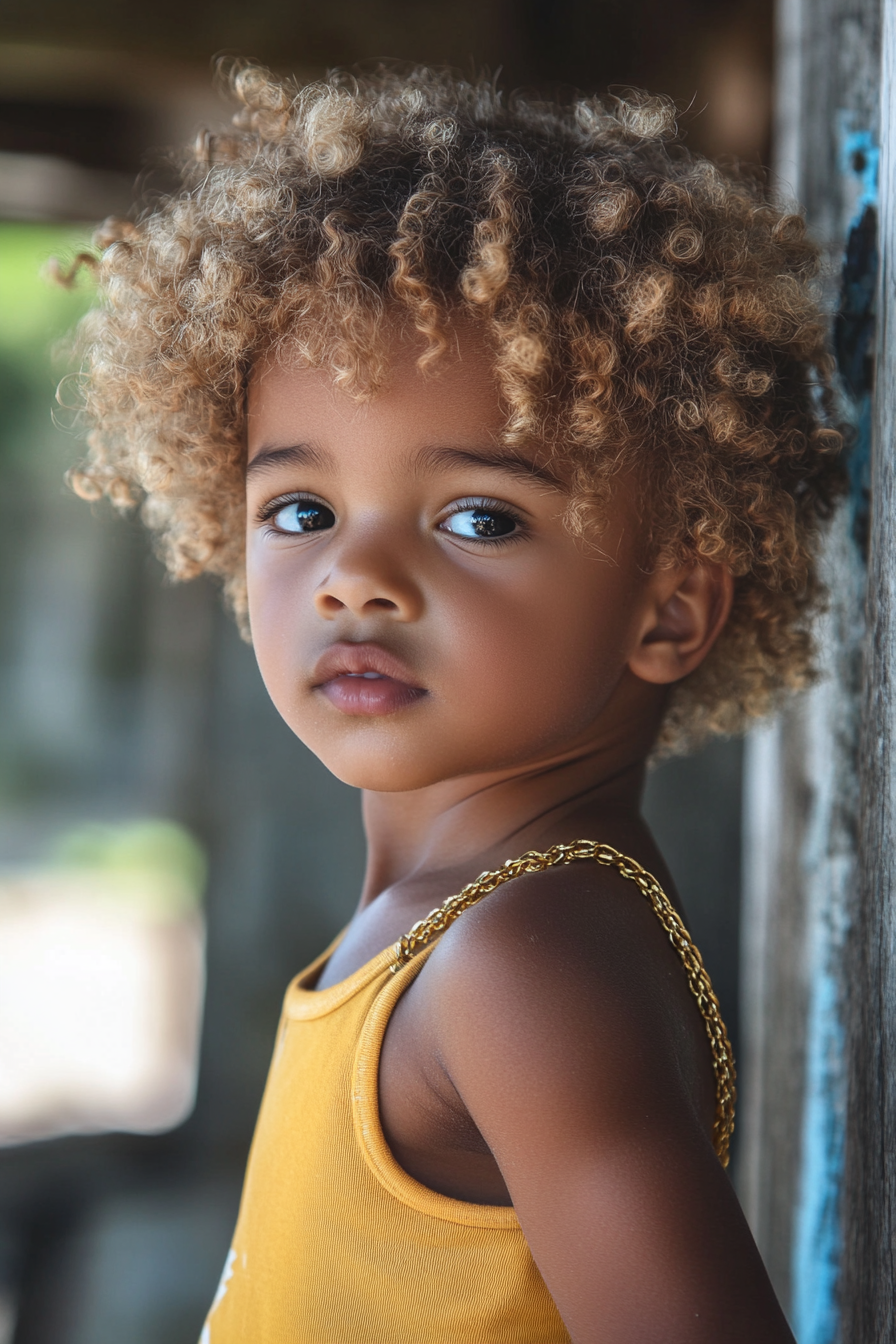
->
[65, 63, 844, 753]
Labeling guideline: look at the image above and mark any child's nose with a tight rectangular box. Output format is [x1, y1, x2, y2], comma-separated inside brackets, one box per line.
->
[313, 543, 424, 622]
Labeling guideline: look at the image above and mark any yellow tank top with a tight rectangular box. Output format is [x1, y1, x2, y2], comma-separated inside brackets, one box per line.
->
[200, 842, 735, 1344]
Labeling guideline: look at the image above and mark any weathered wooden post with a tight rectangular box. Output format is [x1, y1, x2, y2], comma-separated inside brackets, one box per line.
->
[739, 0, 884, 1339]
[843, 1, 896, 1337]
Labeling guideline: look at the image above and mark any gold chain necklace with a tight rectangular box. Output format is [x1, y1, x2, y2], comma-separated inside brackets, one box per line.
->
[391, 838, 736, 1168]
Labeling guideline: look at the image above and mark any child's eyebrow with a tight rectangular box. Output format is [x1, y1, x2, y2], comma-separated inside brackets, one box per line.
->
[246, 441, 567, 490]
[245, 443, 327, 479]
[415, 445, 566, 490]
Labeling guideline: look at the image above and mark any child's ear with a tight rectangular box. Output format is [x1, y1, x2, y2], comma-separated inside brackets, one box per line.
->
[628, 562, 734, 685]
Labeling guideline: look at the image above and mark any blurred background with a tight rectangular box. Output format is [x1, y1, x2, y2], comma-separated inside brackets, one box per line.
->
[0, 3, 768, 1340]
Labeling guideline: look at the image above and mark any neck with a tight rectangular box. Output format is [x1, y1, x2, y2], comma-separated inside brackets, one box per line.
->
[359, 730, 654, 907]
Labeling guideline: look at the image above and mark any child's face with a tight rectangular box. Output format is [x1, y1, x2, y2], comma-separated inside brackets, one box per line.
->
[245, 325, 668, 793]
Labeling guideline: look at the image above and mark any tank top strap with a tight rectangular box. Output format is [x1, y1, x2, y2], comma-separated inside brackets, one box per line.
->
[388, 839, 736, 1168]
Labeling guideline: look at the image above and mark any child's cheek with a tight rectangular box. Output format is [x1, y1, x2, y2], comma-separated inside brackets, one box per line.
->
[245, 541, 312, 722]
[444, 584, 624, 745]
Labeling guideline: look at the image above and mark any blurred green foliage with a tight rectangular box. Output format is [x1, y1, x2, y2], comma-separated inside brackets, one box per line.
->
[50, 818, 208, 915]
[0, 225, 93, 348]
[0, 223, 94, 467]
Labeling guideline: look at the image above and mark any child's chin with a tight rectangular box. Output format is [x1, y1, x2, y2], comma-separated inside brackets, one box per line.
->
[315, 755, 449, 793]
[300, 739, 459, 793]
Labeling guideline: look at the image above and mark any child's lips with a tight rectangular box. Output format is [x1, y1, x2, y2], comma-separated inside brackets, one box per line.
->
[311, 642, 427, 716]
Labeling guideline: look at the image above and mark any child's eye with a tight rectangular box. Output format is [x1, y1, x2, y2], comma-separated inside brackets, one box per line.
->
[440, 504, 521, 542]
[266, 499, 336, 534]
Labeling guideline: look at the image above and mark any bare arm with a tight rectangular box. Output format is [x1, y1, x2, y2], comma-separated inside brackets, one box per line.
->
[419, 865, 795, 1344]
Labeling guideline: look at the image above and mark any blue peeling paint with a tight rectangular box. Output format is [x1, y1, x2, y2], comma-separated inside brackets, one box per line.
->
[834, 120, 879, 555]
[837, 123, 880, 212]
[792, 965, 846, 1343]
[790, 769, 851, 1344]
[789, 120, 878, 1344]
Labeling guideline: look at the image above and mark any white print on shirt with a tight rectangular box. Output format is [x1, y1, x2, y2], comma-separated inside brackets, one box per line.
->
[199, 1247, 237, 1344]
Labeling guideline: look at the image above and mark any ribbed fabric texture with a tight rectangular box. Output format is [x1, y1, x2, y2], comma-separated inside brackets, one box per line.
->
[200, 935, 571, 1344]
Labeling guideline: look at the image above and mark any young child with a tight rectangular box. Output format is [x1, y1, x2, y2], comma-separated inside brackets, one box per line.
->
[67, 64, 842, 1343]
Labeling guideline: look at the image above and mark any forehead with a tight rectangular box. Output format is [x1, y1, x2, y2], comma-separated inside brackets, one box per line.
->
[246, 324, 507, 463]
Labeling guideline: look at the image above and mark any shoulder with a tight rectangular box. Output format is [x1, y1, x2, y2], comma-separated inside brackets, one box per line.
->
[423, 854, 693, 1029]
[414, 855, 716, 1143]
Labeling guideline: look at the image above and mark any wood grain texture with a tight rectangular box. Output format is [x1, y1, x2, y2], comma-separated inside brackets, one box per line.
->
[844, 5, 896, 1336]
[739, 713, 813, 1310]
[739, 0, 879, 1328]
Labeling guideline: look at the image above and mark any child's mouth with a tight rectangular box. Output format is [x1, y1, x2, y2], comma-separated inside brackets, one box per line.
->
[311, 643, 427, 716]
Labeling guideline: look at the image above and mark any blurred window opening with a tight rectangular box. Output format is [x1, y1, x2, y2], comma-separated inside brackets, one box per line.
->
[0, 820, 206, 1146]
